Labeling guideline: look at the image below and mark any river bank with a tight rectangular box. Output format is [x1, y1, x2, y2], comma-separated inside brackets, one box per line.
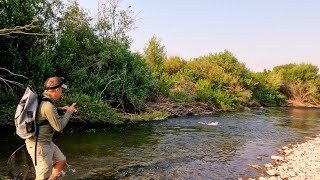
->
[249, 134, 320, 180]
[124, 99, 320, 123]
[286, 100, 320, 108]
[122, 101, 217, 121]
[2, 99, 319, 127]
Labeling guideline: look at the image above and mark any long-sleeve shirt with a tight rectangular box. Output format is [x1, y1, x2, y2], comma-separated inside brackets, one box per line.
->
[25, 93, 72, 145]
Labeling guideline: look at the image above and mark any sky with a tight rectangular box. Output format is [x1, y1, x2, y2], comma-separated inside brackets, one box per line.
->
[78, 0, 320, 72]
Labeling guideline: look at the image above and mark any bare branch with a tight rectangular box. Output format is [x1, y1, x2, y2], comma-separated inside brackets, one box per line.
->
[0, 67, 29, 79]
[0, 24, 38, 33]
[2, 31, 54, 36]
[0, 67, 27, 90]
[0, 18, 54, 37]
[0, 77, 13, 90]
[99, 76, 121, 101]
[0, 77, 24, 88]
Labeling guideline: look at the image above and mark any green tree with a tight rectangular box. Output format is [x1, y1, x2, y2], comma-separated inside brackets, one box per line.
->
[203, 50, 255, 90]
[143, 35, 166, 77]
[0, 0, 63, 125]
[55, 0, 100, 81]
[163, 56, 185, 75]
[56, 1, 154, 113]
[273, 63, 318, 82]
[0, 0, 62, 90]
[95, 42, 154, 112]
[252, 71, 286, 106]
[96, 0, 136, 45]
[273, 63, 319, 104]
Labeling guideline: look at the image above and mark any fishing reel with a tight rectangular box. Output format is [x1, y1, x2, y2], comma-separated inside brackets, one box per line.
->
[72, 104, 78, 116]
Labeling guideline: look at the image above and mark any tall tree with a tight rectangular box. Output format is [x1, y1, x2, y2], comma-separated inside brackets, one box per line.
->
[0, 0, 63, 90]
[55, 0, 99, 72]
[96, 0, 136, 45]
[143, 35, 166, 77]
[273, 63, 320, 104]
[163, 56, 185, 75]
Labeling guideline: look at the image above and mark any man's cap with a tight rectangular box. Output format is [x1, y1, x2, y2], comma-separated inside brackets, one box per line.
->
[45, 77, 68, 90]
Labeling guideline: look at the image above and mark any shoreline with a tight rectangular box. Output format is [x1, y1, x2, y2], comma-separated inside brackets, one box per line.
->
[2, 99, 319, 130]
[2, 101, 319, 127]
[285, 100, 320, 108]
[249, 134, 320, 180]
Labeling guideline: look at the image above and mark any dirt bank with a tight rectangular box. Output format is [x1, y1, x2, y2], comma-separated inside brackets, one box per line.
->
[286, 100, 320, 108]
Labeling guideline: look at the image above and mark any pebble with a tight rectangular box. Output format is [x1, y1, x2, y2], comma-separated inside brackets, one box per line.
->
[257, 134, 320, 179]
[271, 156, 284, 161]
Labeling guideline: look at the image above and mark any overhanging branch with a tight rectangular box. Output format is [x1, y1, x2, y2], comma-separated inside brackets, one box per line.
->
[0, 18, 54, 37]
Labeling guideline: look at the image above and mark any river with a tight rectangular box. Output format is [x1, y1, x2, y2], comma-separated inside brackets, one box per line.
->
[1, 107, 320, 179]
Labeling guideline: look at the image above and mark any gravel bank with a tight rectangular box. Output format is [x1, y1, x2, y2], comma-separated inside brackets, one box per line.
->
[255, 134, 320, 180]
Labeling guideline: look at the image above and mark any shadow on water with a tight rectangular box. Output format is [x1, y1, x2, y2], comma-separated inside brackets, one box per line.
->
[267, 107, 320, 130]
[2, 107, 320, 179]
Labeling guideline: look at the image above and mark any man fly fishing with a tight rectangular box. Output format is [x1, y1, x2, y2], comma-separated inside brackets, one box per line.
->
[25, 77, 77, 180]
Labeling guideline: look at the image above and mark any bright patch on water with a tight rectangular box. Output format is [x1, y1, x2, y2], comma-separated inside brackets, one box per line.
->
[198, 121, 219, 126]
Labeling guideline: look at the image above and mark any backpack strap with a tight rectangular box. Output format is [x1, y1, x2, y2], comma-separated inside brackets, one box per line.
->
[34, 96, 55, 166]
[42, 97, 56, 107]
[35, 96, 55, 128]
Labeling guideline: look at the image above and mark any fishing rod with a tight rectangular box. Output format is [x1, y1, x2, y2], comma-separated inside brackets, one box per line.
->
[64, 82, 88, 117]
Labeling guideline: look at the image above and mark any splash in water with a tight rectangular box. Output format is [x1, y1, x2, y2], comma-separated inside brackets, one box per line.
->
[65, 163, 76, 173]
[198, 121, 219, 126]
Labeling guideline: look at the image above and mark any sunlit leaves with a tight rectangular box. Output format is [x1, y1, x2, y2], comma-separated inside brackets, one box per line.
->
[272, 63, 320, 104]
[143, 35, 166, 77]
[163, 56, 185, 75]
[96, 0, 135, 45]
[160, 51, 255, 109]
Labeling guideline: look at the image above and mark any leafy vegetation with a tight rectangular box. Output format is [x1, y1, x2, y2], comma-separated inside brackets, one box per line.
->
[1, 0, 320, 125]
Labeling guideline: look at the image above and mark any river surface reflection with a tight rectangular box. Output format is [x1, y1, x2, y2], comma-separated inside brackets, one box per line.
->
[1, 107, 320, 179]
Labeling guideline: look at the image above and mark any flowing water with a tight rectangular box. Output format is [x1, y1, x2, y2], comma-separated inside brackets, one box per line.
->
[1, 107, 320, 179]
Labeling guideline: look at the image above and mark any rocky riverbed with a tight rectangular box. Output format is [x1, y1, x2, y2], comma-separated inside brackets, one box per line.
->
[250, 134, 320, 180]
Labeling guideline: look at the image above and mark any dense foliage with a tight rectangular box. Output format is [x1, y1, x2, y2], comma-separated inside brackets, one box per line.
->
[0, 0, 153, 125]
[1, 0, 320, 125]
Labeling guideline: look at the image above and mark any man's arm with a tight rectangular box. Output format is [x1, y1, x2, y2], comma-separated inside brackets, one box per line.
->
[43, 102, 72, 132]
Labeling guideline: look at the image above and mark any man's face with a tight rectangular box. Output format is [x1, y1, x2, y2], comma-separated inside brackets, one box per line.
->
[52, 87, 63, 100]
[57, 87, 63, 99]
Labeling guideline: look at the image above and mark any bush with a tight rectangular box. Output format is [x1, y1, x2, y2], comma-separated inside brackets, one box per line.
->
[254, 89, 286, 106]
[169, 91, 195, 103]
[195, 79, 215, 103]
[61, 92, 121, 124]
[212, 89, 233, 110]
